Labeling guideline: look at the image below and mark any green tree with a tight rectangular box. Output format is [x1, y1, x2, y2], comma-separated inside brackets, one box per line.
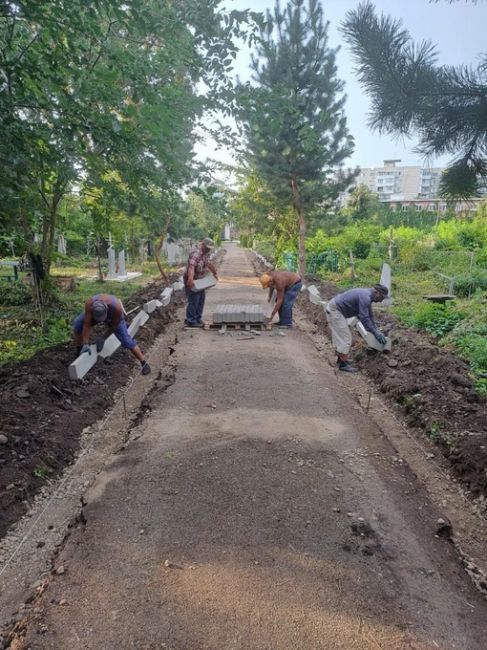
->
[0, 0, 260, 294]
[341, 1, 487, 198]
[237, 0, 356, 277]
[342, 184, 382, 221]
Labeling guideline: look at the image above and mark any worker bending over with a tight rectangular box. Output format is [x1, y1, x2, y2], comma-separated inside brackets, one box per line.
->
[73, 294, 151, 375]
[325, 284, 388, 372]
[260, 271, 302, 328]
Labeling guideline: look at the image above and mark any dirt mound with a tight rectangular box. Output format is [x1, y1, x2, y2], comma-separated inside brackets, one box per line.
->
[0, 279, 184, 538]
[297, 287, 487, 500]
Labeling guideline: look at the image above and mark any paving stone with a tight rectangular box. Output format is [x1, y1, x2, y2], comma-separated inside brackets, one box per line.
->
[98, 334, 121, 359]
[68, 345, 98, 380]
[192, 274, 217, 292]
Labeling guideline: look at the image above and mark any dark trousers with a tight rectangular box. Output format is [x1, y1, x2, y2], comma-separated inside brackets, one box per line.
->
[278, 281, 302, 326]
[185, 288, 206, 325]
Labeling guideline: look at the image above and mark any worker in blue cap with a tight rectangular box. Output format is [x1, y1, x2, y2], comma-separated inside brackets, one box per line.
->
[72, 293, 151, 375]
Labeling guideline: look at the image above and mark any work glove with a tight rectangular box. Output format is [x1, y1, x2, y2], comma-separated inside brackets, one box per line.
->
[95, 337, 105, 353]
[80, 344, 92, 355]
[374, 331, 387, 345]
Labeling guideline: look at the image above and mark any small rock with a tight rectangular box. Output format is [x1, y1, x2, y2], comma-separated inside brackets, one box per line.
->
[435, 517, 453, 539]
[16, 388, 30, 399]
[56, 565, 65, 575]
[59, 599, 67, 606]
[332, 507, 341, 513]
[387, 359, 399, 368]
[426, 453, 435, 460]
[0, 435, 8, 445]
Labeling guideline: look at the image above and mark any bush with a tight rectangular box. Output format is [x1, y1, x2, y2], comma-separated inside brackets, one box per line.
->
[0, 281, 33, 306]
[397, 302, 465, 338]
[453, 270, 487, 297]
[240, 234, 250, 248]
[454, 333, 487, 394]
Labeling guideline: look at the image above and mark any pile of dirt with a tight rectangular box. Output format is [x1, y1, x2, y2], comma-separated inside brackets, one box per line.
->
[297, 284, 487, 500]
[0, 278, 184, 538]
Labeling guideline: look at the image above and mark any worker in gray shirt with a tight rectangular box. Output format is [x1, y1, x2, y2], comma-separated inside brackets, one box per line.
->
[325, 284, 388, 372]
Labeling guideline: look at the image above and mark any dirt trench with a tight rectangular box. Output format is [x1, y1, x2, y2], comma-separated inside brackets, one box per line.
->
[295, 281, 487, 503]
[0, 277, 184, 538]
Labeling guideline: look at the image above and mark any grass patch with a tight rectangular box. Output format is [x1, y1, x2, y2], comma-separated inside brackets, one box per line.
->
[0, 260, 165, 365]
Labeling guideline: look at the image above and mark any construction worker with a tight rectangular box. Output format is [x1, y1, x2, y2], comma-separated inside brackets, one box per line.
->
[184, 237, 218, 327]
[72, 294, 151, 375]
[325, 284, 388, 373]
[260, 270, 302, 327]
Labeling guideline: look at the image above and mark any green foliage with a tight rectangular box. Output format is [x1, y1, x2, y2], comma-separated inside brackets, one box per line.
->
[237, 0, 356, 276]
[453, 270, 487, 297]
[240, 234, 251, 248]
[396, 303, 465, 338]
[0, 282, 33, 307]
[435, 218, 487, 251]
[0, 0, 260, 282]
[342, 185, 382, 221]
[454, 334, 487, 394]
[328, 222, 382, 259]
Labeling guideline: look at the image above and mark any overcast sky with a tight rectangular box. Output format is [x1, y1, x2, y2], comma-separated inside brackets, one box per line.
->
[196, 0, 487, 173]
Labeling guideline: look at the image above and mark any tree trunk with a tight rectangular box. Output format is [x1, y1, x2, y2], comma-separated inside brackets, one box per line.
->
[290, 179, 306, 278]
[154, 213, 171, 286]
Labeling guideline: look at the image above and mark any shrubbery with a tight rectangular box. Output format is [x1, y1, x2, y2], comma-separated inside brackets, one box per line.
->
[453, 270, 487, 297]
[396, 303, 466, 338]
[0, 281, 32, 306]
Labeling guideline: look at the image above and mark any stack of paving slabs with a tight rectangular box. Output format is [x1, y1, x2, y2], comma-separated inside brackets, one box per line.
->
[212, 304, 267, 325]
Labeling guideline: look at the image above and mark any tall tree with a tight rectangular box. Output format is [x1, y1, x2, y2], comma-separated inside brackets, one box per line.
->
[237, 0, 355, 277]
[341, 1, 487, 198]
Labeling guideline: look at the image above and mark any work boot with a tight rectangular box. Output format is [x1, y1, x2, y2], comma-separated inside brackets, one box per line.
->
[141, 362, 151, 375]
[337, 359, 358, 373]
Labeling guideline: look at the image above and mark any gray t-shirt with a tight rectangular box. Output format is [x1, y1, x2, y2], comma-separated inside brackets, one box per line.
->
[334, 288, 378, 335]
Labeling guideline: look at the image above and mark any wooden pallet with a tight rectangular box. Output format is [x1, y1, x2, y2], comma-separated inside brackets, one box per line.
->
[204, 322, 267, 333]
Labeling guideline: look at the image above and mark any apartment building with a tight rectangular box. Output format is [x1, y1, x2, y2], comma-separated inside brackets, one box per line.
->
[354, 159, 443, 201]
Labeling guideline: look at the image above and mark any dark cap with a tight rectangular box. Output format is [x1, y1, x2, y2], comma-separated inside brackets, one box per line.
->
[92, 300, 108, 322]
[373, 283, 389, 296]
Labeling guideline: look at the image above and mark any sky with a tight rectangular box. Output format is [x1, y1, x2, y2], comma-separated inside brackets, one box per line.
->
[196, 0, 487, 174]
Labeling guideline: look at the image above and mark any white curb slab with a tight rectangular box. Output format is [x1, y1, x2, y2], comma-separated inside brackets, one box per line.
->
[160, 287, 173, 306]
[128, 310, 149, 337]
[98, 334, 121, 359]
[68, 345, 98, 380]
[172, 278, 184, 291]
[143, 299, 161, 314]
[356, 321, 392, 352]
